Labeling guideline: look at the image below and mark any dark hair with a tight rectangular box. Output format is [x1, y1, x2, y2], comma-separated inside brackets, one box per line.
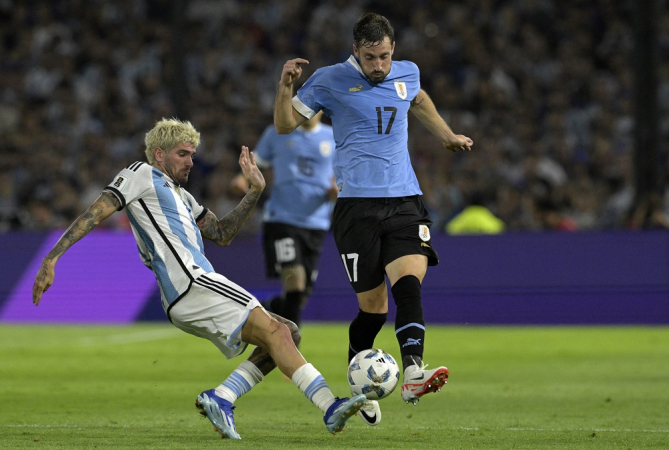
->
[353, 13, 395, 48]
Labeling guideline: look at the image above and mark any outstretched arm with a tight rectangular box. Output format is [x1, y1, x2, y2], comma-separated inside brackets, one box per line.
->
[410, 89, 473, 152]
[32, 191, 120, 305]
[274, 58, 309, 134]
[198, 146, 266, 246]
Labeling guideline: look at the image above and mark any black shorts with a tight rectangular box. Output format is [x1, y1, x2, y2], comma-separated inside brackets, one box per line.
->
[262, 222, 327, 289]
[333, 196, 439, 293]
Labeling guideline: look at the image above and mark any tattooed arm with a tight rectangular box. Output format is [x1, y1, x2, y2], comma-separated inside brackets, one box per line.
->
[197, 146, 265, 246]
[32, 191, 120, 305]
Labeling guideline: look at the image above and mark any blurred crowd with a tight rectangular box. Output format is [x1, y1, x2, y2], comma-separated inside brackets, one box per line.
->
[2, 0, 669, 234]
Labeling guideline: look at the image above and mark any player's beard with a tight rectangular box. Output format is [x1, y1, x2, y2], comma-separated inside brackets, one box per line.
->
[365, 65, 390, 83]
[175, 169, 189, 185]
[164, 161, 189, 185]
[369, 71, 386, 83]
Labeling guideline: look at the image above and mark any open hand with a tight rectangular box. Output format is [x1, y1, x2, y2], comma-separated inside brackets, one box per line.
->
[239, 146, 265, 192]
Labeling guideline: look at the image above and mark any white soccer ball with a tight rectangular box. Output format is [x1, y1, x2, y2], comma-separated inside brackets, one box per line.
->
[347, 348, 400, 400]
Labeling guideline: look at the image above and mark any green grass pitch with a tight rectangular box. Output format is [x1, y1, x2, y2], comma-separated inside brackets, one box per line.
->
[1, 323, 667, 449]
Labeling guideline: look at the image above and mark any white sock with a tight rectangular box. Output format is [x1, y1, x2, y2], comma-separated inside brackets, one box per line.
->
[291, 363, 336, 413]
[215, 360, 264, 403]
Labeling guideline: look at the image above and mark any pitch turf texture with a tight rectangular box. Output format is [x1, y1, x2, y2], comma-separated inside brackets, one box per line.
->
[1, 324, 667, 449]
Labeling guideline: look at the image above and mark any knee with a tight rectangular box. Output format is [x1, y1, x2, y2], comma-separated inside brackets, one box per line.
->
[357, 281, 389, 313]
[358, 293, 388, 314]
[267, 319, 299, 350]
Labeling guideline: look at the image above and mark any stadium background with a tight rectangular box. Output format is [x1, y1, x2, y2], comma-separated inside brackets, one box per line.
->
[0, 0, 667, 325]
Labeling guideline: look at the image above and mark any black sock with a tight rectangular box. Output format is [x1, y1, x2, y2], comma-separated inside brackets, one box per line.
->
[402, 354, 422, 371]
[283, 290, 307, 328]
[263, 295, 284, 315]
[348, 309, 387, 363]
[392, 275, 425, 372]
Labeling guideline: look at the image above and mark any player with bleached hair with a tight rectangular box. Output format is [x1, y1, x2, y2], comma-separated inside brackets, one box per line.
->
[275, 12, 473, 423]
[32, 118, 366, 439]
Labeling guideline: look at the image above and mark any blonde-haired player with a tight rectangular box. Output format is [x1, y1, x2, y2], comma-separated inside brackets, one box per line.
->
[32, 118, 365, 439]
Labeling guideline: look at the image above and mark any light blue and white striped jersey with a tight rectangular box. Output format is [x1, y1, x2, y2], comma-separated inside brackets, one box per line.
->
[104, 161, 214, 312]
[254, 122, 335, 230]
[293, 55, 422, 198]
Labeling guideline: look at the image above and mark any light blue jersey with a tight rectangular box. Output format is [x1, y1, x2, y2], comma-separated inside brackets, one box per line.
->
[105, 161, 214, 312]
[292, 55, 422, 198]
[254, 123, 335, 230]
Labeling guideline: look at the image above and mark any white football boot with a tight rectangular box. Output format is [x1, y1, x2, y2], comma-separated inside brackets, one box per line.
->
[357, 399, 382, 425]
[401, 363, 449, 405]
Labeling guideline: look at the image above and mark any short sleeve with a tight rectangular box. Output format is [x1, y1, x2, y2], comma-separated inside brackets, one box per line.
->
[103, 161, 152, 210]
[294, 70, 327, 119]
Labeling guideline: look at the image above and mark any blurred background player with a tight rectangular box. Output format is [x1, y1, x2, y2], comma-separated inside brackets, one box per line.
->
[232, 111, 337, 331]
[274, 13, 473, 423]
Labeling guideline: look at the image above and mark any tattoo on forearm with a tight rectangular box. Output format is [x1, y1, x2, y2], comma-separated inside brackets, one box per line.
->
[34, 263, 49, 284]
[202, 190, 261, 245]
[45, 193, 119, 262]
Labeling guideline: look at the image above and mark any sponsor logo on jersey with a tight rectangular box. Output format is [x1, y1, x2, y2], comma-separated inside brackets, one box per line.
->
[349, 84, 363, 92]
[421, 242, 431, 248]
[394, 81, 407, 99]
[113, 176, 127, 190]
[418, 224, 430, 241]
[338, 182, 343, 192]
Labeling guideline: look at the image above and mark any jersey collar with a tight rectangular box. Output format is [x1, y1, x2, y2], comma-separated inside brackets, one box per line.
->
[347, 55, 365, 77]
[346, 55, 394, 82]
[152, 164, 181, 187]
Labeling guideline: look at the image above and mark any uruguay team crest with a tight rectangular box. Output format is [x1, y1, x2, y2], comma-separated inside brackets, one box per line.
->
[419, 224, 430, 242]
[394, 81, 407, 99]
[319, 141, 332, 157]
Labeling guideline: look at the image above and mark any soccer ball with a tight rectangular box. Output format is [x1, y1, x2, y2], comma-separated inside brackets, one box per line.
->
[347, 348, 400, 400]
